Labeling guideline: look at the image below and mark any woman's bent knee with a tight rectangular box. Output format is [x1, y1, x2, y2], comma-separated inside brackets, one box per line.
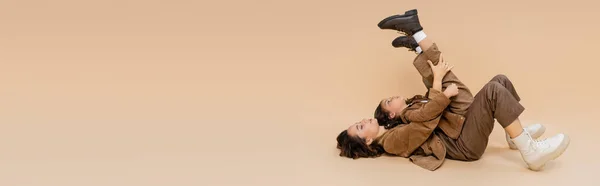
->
[492, 74, 508, 81]
[484, 81, 503, 90]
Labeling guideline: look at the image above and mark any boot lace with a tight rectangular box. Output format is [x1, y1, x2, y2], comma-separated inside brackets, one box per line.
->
[533, 139, 550, 150]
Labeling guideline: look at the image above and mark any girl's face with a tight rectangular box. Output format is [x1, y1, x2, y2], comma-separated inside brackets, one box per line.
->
[380, 96, 408, 119]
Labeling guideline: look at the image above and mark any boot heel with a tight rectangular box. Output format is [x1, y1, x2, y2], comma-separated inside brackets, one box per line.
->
[404, 9, 418, 15]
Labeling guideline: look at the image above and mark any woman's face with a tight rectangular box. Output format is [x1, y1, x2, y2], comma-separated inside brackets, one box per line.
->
[380, 96, 408, 119]
[347, 118, 380, 144]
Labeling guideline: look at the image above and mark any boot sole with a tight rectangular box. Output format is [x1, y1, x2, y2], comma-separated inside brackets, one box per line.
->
[508, 125, 546, 150]
[391, 36, 408, 47]
[552, 134, 570, 161]
[528, 134, 571, 171]
[391, 38, 418, 51]
[377, 9, 418, 29]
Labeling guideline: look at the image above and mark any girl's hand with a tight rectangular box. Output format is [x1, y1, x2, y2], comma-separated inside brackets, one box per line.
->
[427, 53, 453, 80]
[443, 83, 459, 98]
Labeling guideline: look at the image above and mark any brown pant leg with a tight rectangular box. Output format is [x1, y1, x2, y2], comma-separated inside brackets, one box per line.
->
[413, 43, 474, 115]
[457, 75, 525, 160]
[488, 74, 521, 102]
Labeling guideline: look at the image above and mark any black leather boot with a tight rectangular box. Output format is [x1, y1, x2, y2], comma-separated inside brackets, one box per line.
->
[391, 36, 419, 51]
[377, 9, 423, 35]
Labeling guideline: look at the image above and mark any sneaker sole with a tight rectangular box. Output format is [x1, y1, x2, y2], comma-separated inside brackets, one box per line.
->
[552, 134, 570, 161]
[528, 134, 570, 171]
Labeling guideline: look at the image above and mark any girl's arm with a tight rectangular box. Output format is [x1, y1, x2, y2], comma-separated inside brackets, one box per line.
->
[427, 54, 452, 92]
[402, 88, 452, 122]
[413, 44, 474, 108]
[402, 59, 459, 122]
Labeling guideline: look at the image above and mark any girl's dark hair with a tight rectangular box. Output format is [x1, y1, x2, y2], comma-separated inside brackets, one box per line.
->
[336, 130, 385, 159]
[374, 95, 428, 129]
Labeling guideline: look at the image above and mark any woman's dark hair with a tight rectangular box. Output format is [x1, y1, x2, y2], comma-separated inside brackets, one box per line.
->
[374, 95, 428, 129]
[336, 130, 385, 159]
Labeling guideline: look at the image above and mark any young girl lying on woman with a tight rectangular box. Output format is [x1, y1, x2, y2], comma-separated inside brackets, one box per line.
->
[336, 9, 569, 171]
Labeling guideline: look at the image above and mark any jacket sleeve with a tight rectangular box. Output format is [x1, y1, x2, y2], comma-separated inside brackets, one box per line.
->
[380, 117, 442, 157]
[403, 88, 451, 122]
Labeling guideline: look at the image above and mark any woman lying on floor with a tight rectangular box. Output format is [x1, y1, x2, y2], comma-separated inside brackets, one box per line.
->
[336, 9, 569, 171]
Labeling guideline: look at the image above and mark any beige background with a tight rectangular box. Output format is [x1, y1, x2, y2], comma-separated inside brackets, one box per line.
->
[1, 0, 599, 185]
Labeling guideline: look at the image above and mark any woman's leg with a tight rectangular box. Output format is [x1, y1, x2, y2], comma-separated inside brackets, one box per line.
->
[411, 36, 474, 115]
[457, 79, 525, 160]
[483, 74, 525, 138]
[487, 74, 521, 102]
[458, 77, 569, 170]
[486, 74, 547, 149]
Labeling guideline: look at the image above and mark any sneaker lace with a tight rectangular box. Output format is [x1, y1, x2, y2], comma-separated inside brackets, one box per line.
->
[533, 139, 550, 150]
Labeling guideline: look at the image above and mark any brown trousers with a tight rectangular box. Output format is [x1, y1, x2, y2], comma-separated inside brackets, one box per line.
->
[412, 44, 525, 161]
[456, 75, 525, 160]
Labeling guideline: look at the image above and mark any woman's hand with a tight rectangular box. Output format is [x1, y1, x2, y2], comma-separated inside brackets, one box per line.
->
[427, 53, 453, 80]
[443, 83, 459, 98]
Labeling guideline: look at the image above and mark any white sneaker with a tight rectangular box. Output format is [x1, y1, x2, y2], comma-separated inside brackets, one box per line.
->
[511, 131, 570, 171]
[506, 124, 546, 150]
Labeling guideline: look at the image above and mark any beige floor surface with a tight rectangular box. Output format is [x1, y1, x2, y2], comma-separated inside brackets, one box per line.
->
[1, 0, 600, 185]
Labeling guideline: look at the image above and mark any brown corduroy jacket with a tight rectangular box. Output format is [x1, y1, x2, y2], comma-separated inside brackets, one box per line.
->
[375, 88, 466, 171]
